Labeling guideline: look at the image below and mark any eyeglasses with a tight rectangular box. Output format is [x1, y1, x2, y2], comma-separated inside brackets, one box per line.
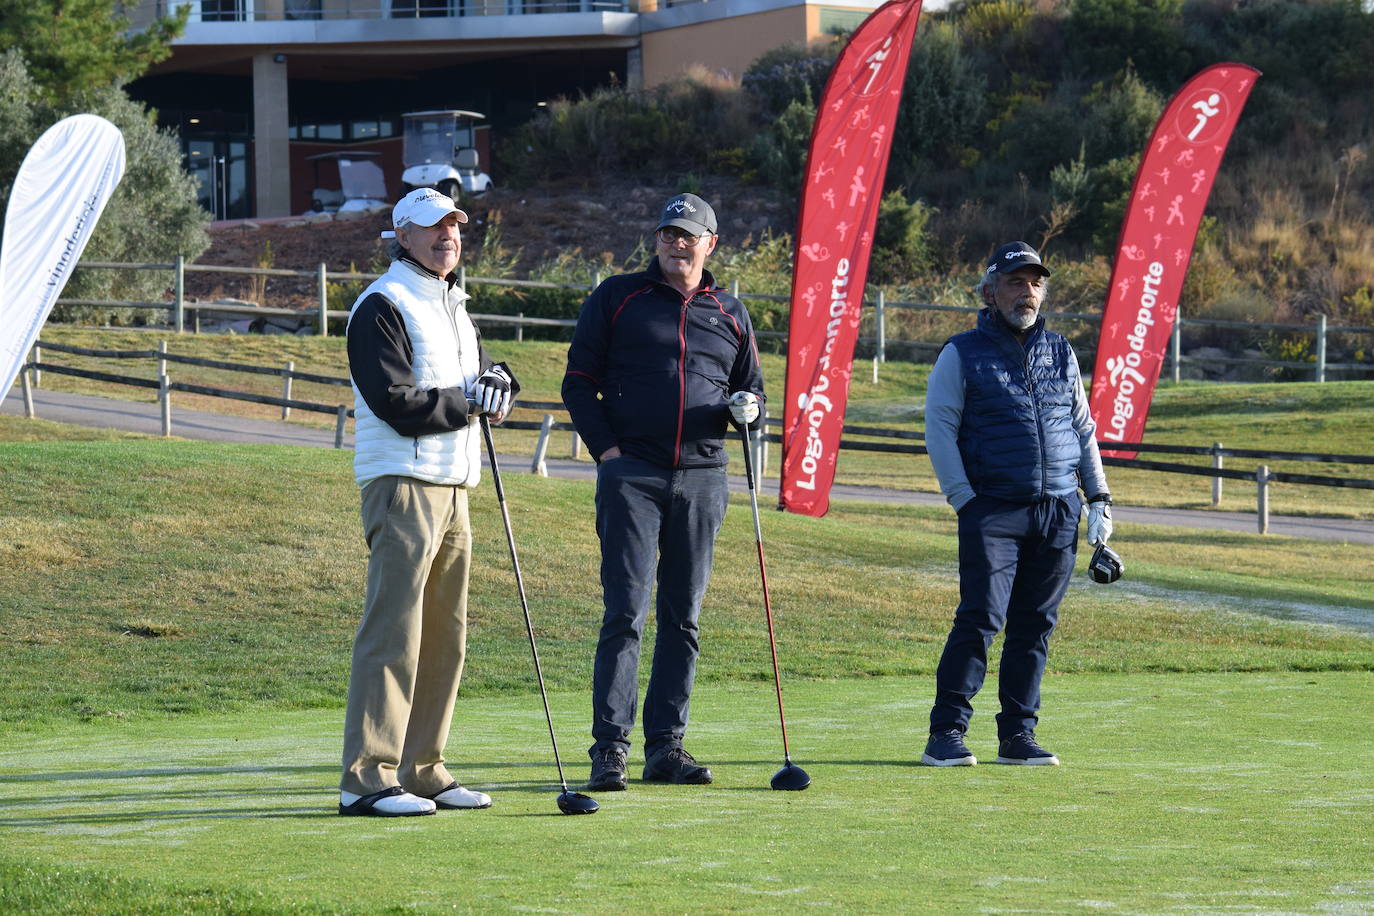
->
[656, 227, 712, 247]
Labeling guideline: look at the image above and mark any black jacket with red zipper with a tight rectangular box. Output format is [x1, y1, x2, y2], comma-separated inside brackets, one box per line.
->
[562, 258, 765, 469]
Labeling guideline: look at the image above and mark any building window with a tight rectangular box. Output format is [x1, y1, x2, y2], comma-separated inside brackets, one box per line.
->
[390, 0, 453, 16]
[200, 0, 252, 22]
[284, 0, 322, 20]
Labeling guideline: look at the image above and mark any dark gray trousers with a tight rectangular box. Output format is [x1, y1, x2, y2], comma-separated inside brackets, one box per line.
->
[590, 456, 729, 757]
[930, 493, 1080, 739]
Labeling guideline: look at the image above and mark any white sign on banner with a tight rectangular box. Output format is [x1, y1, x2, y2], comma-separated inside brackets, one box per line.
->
[0, 114, 127, 396]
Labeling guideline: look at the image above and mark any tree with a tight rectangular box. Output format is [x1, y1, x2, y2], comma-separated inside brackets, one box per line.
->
[0, 51, 209, 323]
[0, 0, 187, 103]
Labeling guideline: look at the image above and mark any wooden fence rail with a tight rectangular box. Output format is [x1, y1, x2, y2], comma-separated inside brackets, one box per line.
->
[63, 260, 1374, 381]
[19, 339, 1372, 533]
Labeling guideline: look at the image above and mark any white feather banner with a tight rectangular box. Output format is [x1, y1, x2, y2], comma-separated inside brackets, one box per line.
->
[1, 114, 126, 395]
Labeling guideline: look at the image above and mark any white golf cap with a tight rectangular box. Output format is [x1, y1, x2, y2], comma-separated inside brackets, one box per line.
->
[380, 187, 468, 238]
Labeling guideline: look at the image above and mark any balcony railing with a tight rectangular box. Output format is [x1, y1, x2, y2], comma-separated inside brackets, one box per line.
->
[161, 0, 630, 22]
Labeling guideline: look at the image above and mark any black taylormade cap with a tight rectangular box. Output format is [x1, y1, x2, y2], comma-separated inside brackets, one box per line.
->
[655, 192, 717, 236]
[986, 241, 1051, 277]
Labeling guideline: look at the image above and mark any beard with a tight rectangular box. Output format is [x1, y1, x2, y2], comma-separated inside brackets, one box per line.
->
[1004, 302, 1038, 330]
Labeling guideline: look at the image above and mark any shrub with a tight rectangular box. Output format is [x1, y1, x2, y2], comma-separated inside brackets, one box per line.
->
[740, 40, 836, 119]
[870, 191, 938, 284]
[746, 97, 816, 198]
[0, 53, 209, 324]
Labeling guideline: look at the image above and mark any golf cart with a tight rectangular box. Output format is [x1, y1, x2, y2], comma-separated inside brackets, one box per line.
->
[305, 150, 389, 214]
[400, 110, 493, 201]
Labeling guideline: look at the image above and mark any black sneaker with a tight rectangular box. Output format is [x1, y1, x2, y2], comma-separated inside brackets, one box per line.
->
[995, 732, 1060, 765]
[920, 728, 977, 766]
[586, 747, 628, 791]
[642, 746, 713, 785]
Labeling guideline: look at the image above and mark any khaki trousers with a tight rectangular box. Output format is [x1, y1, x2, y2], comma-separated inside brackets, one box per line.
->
[340, 475, 471, 796]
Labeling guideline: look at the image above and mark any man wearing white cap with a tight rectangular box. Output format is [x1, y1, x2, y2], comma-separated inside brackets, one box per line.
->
[338, 187, 518, 817]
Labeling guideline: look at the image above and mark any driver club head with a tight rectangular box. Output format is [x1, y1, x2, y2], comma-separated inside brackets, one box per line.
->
[556, 790, 599, 815]
[770, 761, 811, 791]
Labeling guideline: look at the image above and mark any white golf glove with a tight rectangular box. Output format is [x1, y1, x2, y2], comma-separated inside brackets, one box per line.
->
[1086, 499, 1113, 546]
[728, 390, 760, 427]
[472, 364, 513, 417]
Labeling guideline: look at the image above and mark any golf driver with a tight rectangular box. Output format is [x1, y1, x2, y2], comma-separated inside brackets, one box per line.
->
[737, 423, 811, 791]
[480, 415, 598, 815]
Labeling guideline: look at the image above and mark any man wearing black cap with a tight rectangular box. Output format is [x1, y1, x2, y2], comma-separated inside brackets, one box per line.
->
[920, 241, 1113, 768]
[562, 192, 765, 791]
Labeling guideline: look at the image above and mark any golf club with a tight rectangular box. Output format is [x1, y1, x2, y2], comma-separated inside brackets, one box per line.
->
[737, 422, 811, 791]
[480, 415, 598, 815]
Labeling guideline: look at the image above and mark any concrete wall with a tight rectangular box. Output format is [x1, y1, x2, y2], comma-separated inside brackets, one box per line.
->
[640, 5, 809, 86]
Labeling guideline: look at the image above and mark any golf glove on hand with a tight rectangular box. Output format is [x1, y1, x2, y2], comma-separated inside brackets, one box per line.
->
[472, 364, 513, 417]
[1086, 499, 1113, 546]
[728, 390, 760, 427]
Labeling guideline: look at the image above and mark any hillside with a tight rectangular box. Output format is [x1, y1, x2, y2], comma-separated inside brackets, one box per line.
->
[187, 176, 795, 310]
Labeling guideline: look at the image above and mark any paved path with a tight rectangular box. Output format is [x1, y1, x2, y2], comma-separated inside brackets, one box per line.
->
[6, 387, 1373, 544]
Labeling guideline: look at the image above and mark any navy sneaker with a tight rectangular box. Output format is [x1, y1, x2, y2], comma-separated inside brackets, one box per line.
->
[586, 747, 628, 791]
[995, 732, 1060, 765]
[920, 729, 977, 766]
[642, 746, 713, 784]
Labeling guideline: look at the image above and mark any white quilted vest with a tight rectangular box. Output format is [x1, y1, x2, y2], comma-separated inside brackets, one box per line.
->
[348, 259, 482, 488]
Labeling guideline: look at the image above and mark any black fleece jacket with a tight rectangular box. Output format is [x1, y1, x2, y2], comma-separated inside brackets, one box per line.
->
[561, 258, 765, 469]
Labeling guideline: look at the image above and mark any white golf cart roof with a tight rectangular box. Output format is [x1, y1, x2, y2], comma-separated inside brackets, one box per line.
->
[402, 110, 486, 120]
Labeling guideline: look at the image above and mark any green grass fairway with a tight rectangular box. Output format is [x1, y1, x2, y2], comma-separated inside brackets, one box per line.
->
[2, 428, 1372, 913]
[2, 673, 1371, 914]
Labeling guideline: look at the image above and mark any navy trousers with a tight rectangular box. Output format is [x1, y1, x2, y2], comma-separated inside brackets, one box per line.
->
[590, 456, 730, 757]
[930, 494, 1081, 739]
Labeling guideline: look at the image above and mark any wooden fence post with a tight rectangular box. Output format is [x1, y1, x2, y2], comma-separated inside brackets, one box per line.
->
[1256, 464, 1270, 535]
[281, 361, 294, 420]
[516, 312, 524, 343]
[875, 288, 886, 365]
[317, 262, 329, 336]
[1211, 442, 1223, 506]
[335, 405, 348, 448]
[1315, 314, 1327, 383]
[30, 344, 41, 388]
[531, 413, 553, 476]
[174, 255, 185, 334]
[755, 406, 769, 479]
[21, 362, 35, 418]
[157, 340, 168, 380]
[159, 373, 172, 437]
[1171, 318, 1182, 383]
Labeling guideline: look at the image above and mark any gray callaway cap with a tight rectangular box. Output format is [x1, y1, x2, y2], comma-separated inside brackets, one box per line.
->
[655, 192, 717, 236]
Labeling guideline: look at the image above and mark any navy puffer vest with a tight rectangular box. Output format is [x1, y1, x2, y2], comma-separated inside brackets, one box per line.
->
[948, 308, 1081, 501]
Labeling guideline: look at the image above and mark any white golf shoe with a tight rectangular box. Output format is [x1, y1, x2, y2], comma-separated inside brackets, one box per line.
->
[426, 782, 493, 810]
[338, 787, 436, 817]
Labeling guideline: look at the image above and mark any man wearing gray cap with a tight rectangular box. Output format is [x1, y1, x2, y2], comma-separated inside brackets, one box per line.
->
[920, 241, 1112, 768]
[338, 187, 519, 816]
[563, 192, 765, 791]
